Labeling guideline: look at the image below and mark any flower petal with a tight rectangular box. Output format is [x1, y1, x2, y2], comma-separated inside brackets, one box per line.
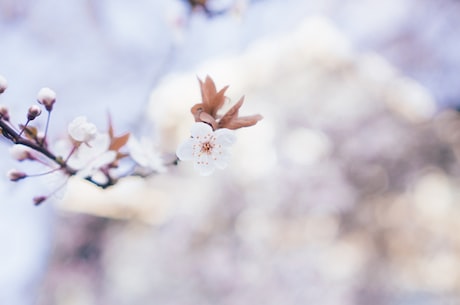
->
[214, 128, 236, 146]
[128, 136, 166, 172]
[78, 133, 110, 160]
[213, 149, 231, 169]
[190, 122, 213, 138]
[92, 151, 117, 168]
[194, 154, 216, 176]
[91, 171, 109, 185]
[68, 116, 97, 143]
[176, 138, 195, 161]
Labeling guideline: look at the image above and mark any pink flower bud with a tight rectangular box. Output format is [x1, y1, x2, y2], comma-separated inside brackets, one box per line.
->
[7, 169, 27, 181]
[0, 105, 9, 121]
[33, 196, 47, 206]
[37, 87, 56, 111]
[0, 75, 7, 94]
[9, 145, 34, 161]
[37, 131, 46, 146]
[27, 105, 42, 120]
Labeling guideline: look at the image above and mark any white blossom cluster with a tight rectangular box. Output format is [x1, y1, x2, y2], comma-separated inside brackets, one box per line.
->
[0, 74, 167, 204]
[0, 73, 259, 205]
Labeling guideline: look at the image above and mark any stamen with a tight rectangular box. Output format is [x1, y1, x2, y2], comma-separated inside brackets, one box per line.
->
[200, 141, 214, 154]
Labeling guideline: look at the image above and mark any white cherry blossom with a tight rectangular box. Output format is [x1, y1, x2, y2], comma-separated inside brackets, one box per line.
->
[69, 133, 116, 178]
[128, 136, 166, 173]
[54, 132, 116, 184]
[67, 116, 97, 144]
[176, 122, 236, 176]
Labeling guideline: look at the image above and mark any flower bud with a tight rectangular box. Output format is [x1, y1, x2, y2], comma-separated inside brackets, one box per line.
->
[9, 144, 34, 161]
[37, 131, 46, 146]
[7, 169, 27, 181]
[33, 195, 47, 206]
[0, 105, 9, 121]
[0, 74, 7, 94]
[37, 87, 56, 111]
[68, 116, 97, 143]
[27, 105, 42, 120]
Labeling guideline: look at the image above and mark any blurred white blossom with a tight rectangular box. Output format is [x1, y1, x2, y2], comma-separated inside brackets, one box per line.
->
[67, 116, 97, 144]
[176, 122, 235, 176]
[128, 136, 166, 173]
[54, 132, 116, 184]
[69, 133, 116, 182]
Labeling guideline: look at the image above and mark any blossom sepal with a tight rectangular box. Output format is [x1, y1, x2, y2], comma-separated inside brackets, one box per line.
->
[191, 76, 263, 130]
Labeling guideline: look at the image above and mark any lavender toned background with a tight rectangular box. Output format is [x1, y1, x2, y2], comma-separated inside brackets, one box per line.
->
[1, 0, 460, 304]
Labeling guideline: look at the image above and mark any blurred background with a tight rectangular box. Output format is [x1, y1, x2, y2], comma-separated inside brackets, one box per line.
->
[1, 0, 460, 304]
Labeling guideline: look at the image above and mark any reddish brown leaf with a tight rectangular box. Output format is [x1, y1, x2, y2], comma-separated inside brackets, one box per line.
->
[218, 96, 263, 129]
[19, 124, 38, 140]
[116, 152, 129, 160]
[107, 112, 114, 139]
[193, 76, 263, 130]
[106, 113, 130, 152]
[109, 132, 130, 151]
[199, 112, 218, 130]
[209, 85, 229, 117]
[217, 96, 244, 128]
[220, 114, 263, 130]
[200, 75, 217, 107]
[191, 103, 205, 120]
[197, 76, 228, 118]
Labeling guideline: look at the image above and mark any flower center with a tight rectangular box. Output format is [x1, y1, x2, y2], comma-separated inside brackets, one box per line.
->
[200, 141, 214, 154]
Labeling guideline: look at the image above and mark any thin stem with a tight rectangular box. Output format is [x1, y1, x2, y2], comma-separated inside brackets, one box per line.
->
[30, 156, 55, 168]
[64, 144, 78, 163]
[35, 177, 69, 205]
[123, 156, 180, 179]
[41, 110, 51, 146]
[0, 118, 76, 175]
[27, 167, 62, 178]
[18, 119, 30, 137]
